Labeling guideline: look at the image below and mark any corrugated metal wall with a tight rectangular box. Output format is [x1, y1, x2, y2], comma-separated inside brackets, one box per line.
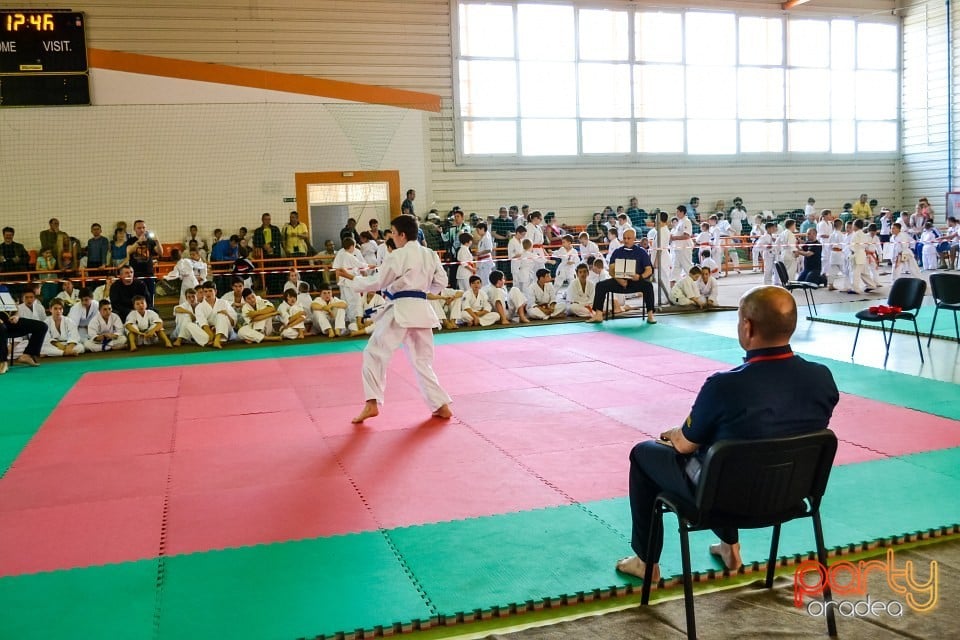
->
[9, 0, 934, 224]
[901, 0, 952, 216]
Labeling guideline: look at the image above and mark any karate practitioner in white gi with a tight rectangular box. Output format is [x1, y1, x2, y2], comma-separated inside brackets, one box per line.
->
[337, 214, 452, 424]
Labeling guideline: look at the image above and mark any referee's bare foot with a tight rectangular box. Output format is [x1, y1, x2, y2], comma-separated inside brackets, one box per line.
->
[352, 400, 379, 423]
[16, 354, 39, 367]
[432, 404, 452, 420]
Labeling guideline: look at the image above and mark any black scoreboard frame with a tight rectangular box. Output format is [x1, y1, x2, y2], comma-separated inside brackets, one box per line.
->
[0, 10, 89, 107]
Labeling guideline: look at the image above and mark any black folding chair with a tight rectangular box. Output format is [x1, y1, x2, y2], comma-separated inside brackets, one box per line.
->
[775, 261, 819, 316]
[851, 277, 926, 367]
[640, 430, 839, 639]
[927, 273, 960, 346]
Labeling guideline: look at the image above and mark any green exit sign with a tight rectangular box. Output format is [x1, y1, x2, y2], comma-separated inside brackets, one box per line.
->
[282, 196, 296, 203]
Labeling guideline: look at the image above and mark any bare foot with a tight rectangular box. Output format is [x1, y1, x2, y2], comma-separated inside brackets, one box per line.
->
[351, 400, 379, 423]
[615, 556, 660, 582]
[211, 337, 222, 350]
[709, 542, 742, 571]
[432, 404, 452, 419]
[173, 338, 182, 347]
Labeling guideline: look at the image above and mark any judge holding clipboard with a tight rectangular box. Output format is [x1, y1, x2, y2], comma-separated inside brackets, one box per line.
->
[586, 229, 657, 324]
[0, 289, 47, 374]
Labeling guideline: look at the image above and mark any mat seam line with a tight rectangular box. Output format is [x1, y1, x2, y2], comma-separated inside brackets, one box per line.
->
[152, 370, 180, 640]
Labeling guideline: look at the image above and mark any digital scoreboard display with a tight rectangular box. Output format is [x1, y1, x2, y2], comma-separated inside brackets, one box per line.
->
[0, 11, 89, 106]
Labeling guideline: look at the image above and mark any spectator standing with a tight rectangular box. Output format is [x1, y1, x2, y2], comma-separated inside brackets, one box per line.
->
[85, 223, 109, 269]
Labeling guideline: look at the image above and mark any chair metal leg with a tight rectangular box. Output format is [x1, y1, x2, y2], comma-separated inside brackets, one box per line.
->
[812, 511, 837, 637]
[765, 524, 782, 588]
[881, 319, 895, 368]
[678, 526, 697, 639]
[912, 317, 924, 363]
[851, 320, 863, 358]
[954, 310, 959, 342]
[928, 306, 940, 346]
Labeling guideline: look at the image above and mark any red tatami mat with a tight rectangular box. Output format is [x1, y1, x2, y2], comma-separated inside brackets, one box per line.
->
[3, 333, 956, 576]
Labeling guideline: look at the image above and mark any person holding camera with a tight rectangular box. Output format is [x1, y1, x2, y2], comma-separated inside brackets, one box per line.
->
[126, 219, 162, 308]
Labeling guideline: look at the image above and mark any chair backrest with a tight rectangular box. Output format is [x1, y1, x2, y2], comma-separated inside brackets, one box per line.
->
[695, 430, 837, 528]
[887, 277, 927, 312]
[929, 273, 960, 305]
[774, 261, 789, 284]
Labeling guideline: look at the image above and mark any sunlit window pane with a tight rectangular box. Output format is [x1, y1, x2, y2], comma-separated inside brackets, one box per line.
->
[688, 120, 736, 154]
[579, 64, 631, 118]
[519, 62, 576, 117]
[788, 121, 830, 151]
[579, 9, 629, 61]
[832, 120, 855, 153]
[634, 64, 684, 118]
[739, 17, 783, 66]
[582, 120, 632, 153]
[831, 20, 855, 70]
[738, 68, 784, 119]
[858, 23, 897, 69]
[787, 69, 830, 119]
[521, 119, 577, 155]
[636, 12, 682, 63]
[788, 20, 830, 67]
[463, 120, 517, 154]
[518, 4, 574, 61]
[831, 70, 855, 119]
[855, 71, 897, 119]
[686, 12, 736, 66]
[686, 67, 736, 119]
[459, 60, 517, 117]
[740, 121, 784, 152]
[857, 121, 896, 151]
[459, 4, 514, 58]
[637, 121, 684, 152]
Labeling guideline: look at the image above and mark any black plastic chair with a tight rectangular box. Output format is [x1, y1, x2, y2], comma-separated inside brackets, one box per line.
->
[640, 430, 839, 640]
[851, 277, 926, 367]
[775, 261, 818, 316]
[927, 273, 960, 346]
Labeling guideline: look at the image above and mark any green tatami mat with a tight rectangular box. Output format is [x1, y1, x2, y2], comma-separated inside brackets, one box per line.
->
[812, 301, 959, 342]
[898, 446, 960, 480]
[0, 559, 157, 640]
[156, 532, 433, 640]
[388, 506, 630, 616]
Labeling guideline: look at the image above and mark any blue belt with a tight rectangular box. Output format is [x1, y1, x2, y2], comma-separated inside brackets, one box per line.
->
[385, 290, 427, 301]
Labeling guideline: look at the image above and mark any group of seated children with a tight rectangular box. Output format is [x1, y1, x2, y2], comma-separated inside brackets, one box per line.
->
[669, 266, 718, 309]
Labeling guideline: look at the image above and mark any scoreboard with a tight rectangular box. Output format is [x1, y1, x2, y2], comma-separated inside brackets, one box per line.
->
[0, 11, 89, 106]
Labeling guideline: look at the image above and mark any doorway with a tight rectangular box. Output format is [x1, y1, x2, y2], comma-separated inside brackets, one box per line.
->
[295, 170, 401, 248]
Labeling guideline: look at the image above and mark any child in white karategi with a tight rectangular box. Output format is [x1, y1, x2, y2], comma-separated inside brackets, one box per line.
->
[348, 291, 386, 336]
[125, 295, 173, 351]
[359, 232, 379, 266]
[696, 222, 713, 263]
[485, 269, 529, 325]
[459, 275, 499, 327]
[578, 232, 603, 266]
[507, 226, 527, 280]
[587, 257, 624, 313]
[891, 223, 921, 281]
[310, 286, 348, 337]
[84, 300, 126, 352]
[333, 237, 369, 324]
[54, 280, 80, 312]
[474, 222, 495, 287]
[456, 232, 476, 291]
[670, 266, 705, 308]
[196, 282, 237, 349]
[699, 250, 720, 277]
[552, 234, 580, 289]
[276, 289, 306, 340]
[68, 289, 98, 341]
[514, 238, 537, 292]
[283, 269, 303, 294]
[41, 299, 84, 357]
[778, 220, 800, 283]
[296, 282, 315, 333]
[336, 214, 452, 423]
[750, 214, 765, 272]
[756, 222, 778, 285]
[164, 248, 207, 304]
[848, 219, 879, 294]
[606, 227, 622, 259]
[525, 268, 566, 320]
[698, 267, 719, 307]
[428, 287, 463, 330]
[825, 219, 848, 290]
[172, 288, 210, 347]
[237, 288, 281, 344]
[920, 222, 941, 271]
[565, 263, 595, 318]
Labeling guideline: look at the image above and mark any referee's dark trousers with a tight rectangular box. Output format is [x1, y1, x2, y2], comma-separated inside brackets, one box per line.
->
[592, 276, 655, 313]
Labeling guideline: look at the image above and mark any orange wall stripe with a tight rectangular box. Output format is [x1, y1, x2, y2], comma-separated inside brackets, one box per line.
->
[87, 48, 441, 113]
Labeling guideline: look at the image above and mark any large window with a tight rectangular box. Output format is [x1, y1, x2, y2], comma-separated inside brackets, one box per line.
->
[456, 2, 898, 158]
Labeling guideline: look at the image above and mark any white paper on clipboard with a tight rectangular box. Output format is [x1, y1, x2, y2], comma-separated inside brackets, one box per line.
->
[614, 258, 637, 278]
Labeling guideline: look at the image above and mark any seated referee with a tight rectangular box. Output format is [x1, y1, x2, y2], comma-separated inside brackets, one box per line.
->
[0, 305, 47, 374]
[587, 228, 656, 324]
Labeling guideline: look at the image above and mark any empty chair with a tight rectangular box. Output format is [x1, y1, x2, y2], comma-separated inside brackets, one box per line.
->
[851, 277, 926, 367]
[639, 430, 839, 639]
[775, 261, 819, 316]
[927, 273, 960, 345]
